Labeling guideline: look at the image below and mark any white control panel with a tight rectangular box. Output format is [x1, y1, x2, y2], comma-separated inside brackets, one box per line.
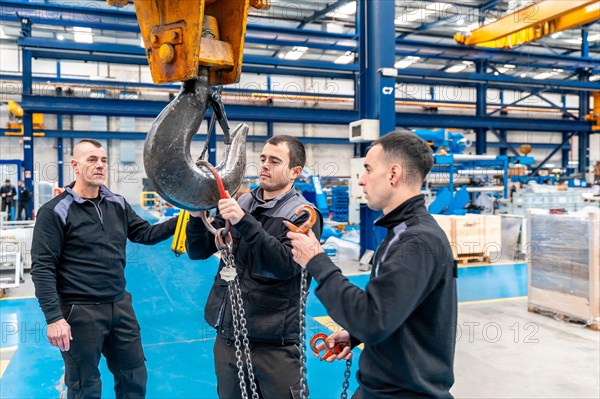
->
[349, 119, 380, 143]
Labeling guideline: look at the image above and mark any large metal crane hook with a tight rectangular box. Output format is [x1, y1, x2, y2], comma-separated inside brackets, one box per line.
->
[143, 68, 248, 211]
[105, 0, 272, 210]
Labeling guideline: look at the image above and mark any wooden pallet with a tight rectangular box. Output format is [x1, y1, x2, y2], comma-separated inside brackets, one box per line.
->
[528, 305, 599, 331]
[456, 253, 489, 265]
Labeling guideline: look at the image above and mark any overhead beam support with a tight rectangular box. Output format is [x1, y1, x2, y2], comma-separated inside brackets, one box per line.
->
[297, 0, 352, 29]
[455, 0, 600, 48]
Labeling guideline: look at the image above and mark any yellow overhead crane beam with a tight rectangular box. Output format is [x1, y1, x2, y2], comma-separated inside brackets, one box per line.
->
[455, 0, 600, 48]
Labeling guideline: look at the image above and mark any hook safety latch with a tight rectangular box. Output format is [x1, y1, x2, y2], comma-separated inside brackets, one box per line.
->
[283, 205, 317, 235]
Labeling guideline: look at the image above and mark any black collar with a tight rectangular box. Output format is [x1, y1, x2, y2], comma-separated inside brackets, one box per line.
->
[374, 194, 428, 230]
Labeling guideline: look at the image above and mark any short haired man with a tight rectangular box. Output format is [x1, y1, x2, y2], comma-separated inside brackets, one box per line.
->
[1, 178, 17, 220]
[186, 135, 323, 398]
[31, 139, 178, 399]
[288, 131, 457, 398]
[16, 180, 32, 220]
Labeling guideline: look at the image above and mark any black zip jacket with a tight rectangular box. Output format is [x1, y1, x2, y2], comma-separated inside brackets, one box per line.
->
[19, 186, 32, 203]
[186, 187, 322, 344]
[31, 184, 178, 324]
[1, 184, 16, 204]
[307, 195, 457, 398]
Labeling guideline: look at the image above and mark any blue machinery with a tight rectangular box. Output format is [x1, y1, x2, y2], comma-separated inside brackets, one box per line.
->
[413, 129, 470, 155]
[294, 175, 330, 218]
[0, 0, 597, 251]
[428, 154, 535, 215]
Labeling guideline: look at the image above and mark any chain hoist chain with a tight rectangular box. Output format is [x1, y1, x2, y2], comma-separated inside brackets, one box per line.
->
[227, 282, 248, 399]
[222, 247, 258, 399]
[341, 358, 352, 399]
[298, 268, 309, 399]
[231, 275, 259, 399]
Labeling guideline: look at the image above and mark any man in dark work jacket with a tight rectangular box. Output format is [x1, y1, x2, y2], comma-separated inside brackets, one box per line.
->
[186, 135, 322, 399]
[289, 131, 457, 398]
[31, 139, 178, 399]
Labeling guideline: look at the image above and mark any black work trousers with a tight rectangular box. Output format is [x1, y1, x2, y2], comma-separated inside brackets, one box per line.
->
[213, 335, 304, 399]
[16, 201, 29, 220]
[60, 291, 146, 399]
[1, 199, 13, 220]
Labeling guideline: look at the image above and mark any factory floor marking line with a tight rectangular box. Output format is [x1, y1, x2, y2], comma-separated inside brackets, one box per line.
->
[0, 345, 18, 378]
[458, 261, 522, 268]
[0, 295, 35, 301]
[313, 316, 364, 350]
[459, 296, 527, 306]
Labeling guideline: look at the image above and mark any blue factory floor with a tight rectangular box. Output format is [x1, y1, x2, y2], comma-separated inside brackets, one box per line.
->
[1, 209, 598, 398]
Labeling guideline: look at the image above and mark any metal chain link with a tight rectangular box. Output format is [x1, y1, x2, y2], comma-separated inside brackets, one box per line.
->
[298, 268, 309, 399]
[232, 275, 259, 399]
[227, 282, 248, 399]
[222, 247, 259, 399]
[341, 358, 352, 399]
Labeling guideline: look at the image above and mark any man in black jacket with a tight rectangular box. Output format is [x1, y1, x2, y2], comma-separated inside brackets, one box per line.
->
[288, 131, 457, 398]
[186, 135, 322, 398]
[16, 180, 32, 220]
[1, 178, 17, 220]
[31, 139, 178, 399]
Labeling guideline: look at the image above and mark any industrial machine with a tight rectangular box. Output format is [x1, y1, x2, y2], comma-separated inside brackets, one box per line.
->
[413, 128, 470, 155]
[1, 101, 44, 135]
[294, 173, 330, 218]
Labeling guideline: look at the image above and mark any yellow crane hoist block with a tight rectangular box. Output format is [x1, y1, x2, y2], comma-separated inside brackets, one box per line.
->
[109, 0, 269, 85]
[586, 92, 600, 131]
[171, 210, 190, 256]
[2, 101, 44, 135]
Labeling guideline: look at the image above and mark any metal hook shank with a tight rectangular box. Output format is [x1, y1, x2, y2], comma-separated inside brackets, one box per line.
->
[143, 70, 248, 211]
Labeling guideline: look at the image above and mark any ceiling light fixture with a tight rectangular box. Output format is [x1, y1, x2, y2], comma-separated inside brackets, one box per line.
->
[73, 26, 93, 43]
[533, 71, 556, 80]
[394, 56, 420, 69]
[334, 51, 355, 64]
[446, 64, 468, 73]
[284, 46, 308, 61]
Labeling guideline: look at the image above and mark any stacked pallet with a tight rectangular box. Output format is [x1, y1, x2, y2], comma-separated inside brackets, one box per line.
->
[527, 208, 600, 330]
[432, 214, 502, 264]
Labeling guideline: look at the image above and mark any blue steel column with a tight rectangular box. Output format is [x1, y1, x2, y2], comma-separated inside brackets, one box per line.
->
[358, 0, 395, 253]
[208, 123, 217, 165]
[577, 29, 590, 175]
[21, 19, 34, 215]
[475, 60, 487, 154]
[498, 130, 507, 156]
[561, 95, 570, 169]
[498, 90, 508, 157]
[57, 61, 64, 186]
